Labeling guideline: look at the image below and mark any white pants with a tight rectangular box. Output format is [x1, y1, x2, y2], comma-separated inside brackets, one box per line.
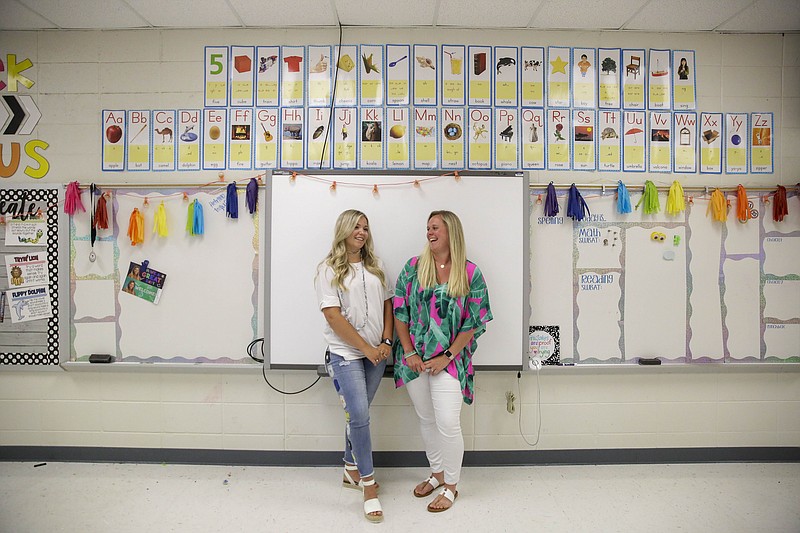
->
[405, 370, 464, 485]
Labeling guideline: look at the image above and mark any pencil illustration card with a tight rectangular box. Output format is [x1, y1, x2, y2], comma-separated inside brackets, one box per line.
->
[255, 46, 280, 107]
[520, 108, 545, 170]
[521, 47, 545, 108]
[126, 110, 151, 171]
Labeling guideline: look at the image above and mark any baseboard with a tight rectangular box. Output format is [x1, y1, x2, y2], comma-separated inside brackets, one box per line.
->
[1, 446, 798, 466]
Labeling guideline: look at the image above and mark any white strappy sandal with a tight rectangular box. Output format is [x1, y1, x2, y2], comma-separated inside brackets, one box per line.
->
[343, 464, 361, 490]
[427, 487, 458, 513]
[361, 478, 383, 523]
[413, 474, 441, 498]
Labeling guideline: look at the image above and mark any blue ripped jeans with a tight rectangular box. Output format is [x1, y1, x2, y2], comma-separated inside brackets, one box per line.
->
[325, 349, 386, 478]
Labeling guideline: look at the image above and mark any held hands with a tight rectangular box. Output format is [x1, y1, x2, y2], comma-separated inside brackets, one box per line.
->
[365, 344, 390, 366]
[405, 353, 450, 375]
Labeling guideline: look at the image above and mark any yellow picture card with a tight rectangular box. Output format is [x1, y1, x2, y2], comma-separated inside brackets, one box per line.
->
[231, 81, 253, 101]
[415, 80, 436, 99]
[257, 81, 278, 101]
[548, 143, 569, 163]
[522, 82, 543, 102]
[104, 145, 123, 163]
[154, 146, 173, 163]
[128, 145, 149, 164]
[469, 81, 490, 100]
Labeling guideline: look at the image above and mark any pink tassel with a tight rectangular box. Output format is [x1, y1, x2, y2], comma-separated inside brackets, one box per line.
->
[64, 181, 85, 214]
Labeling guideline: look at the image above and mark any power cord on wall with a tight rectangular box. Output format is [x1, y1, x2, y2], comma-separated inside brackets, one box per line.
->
[516, 367, 542, 447]
[247, 339, 321, 395]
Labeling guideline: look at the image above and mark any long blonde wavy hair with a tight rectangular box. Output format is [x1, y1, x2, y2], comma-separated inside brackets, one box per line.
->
[320, 209, 386, 291]
[417, 210, 469, 297]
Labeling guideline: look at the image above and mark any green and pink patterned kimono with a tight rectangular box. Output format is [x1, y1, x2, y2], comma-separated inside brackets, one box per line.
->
[393, 256, 493, 404]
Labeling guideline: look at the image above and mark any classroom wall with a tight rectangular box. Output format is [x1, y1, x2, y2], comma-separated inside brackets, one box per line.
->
[1, 28, 799, 455]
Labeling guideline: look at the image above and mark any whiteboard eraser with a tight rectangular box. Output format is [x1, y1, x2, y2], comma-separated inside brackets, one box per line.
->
[89, 354, 114, 363]
[638, 357, 661, 365]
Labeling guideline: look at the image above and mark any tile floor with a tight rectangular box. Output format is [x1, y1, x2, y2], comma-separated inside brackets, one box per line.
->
[0, 462, 798, 532]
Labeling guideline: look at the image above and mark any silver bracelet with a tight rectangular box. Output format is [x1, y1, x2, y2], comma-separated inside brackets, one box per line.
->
[403, 350, 418, 358]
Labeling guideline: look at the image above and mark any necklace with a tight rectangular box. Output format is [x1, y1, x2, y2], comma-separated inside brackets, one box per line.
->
[338, 263, 368, 331]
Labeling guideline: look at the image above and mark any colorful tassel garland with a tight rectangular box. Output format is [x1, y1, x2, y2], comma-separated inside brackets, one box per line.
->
[94, 194, 109, 230]
[736, 185, 751, 222]
[665, 181, 686, 215]
[153, 202, 169, 237]
[707, 189, 728, 222]
[187, 199, 204, 235]
[773, 185, 788, 222]
[64, 181, 85, 214]
[566, 184, 590, 221]
[246, 178, 259, 214]
[617, 180, 632, 214]
[226, 182, 239, 219]
[635, 181, 661, 214]
[186, 201, 194, 234]
[543, 182, 559, 217]
[127, 208, 145, 245]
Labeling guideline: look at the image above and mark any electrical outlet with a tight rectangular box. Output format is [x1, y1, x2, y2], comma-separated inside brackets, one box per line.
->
[505, 390, 515, 413]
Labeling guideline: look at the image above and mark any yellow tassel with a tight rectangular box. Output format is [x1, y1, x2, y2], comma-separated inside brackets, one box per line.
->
[706, 189, 728, 222]
[153, 202, 169, 237]
[666, 181, 686, 215]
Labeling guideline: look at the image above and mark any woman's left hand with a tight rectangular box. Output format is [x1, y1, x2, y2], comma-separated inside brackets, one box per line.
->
[423, 355, 451, 376]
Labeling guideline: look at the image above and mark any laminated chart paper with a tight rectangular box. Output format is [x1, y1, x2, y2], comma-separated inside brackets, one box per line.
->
[725, 113, 749, 174]
[281, 46, 305, 107]
[468, 46, 492, 106]
[674, 112, 697, 173]
[202, 108, 226, 170]
[126, 110, 151, 171]
[413, 44, 437, 106]
[572, 48, 596, 109]
[622, 49, 646, 110]
[648, 49, 672, 110]
[468, 107, 492, 169]
[254, 107, 279, 170]
[280, 107, 305, 169]
[547, 109, 570, 170]
[228, 108, 253, 170]
[547, 47, 570, 107]
[598, 110, 622, 172]
[494, 46, 518, 107]
[699, 112, 722, 174]
[333, 45, 358, 107]
[386, 107, 410, 169]
[413, 107, 438, 169]
[102, 109, 125, 171]
[333, 108, 357, 169]
[673, 51, 696, 110]
[255, 46, 280, 107]
[494, 108, 518, 170]
[440, 107, 465, 169]
[5, 217, 47, 247]
[598, 48, 621, 109]
[152, 110, 176, 171]
[5, 252, 49, 288]
[649, 111, 672, 173]
[572, 109, 596, 171]
[750, 112, 774, 174]
[230, 45, 255, 107]
[386, 44, 411, 106]
[307, 45, 332, 107]
[360, 45, 384, 106]
[520, 107, 545, 170]
[520, 47, 545, 108]
[623, 111, 646, 172]
[360, 107, 384, 169]
[177, 109, 201, 171]
[306, 107, 331, 169]
[204, 46, 228, 107]
[7, 284, 52, 324]
[441, 45, 466, 106]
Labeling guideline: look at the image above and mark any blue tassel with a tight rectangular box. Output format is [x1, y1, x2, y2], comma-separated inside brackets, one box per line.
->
[226, 182, 238, 219]
[246, 178, 258, 214]
[193, 199, 204, 235]
[617, 180, 632, 214]
[567, 184, 590, 221]
[544, 182, 559, 217]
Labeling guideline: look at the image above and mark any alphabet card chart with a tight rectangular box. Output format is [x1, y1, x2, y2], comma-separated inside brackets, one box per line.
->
[204, 46, 229, 107]
[229, 46, 255, 107]
[306, 107, 331, 169]
[598, 110, 622, 172]
[494, 46, 518, 107]
[202, 108, 226, 170]
[255, 46, 280, 107]
[413, 107, 438, 169]
[520, 108, 545, 170]
[494, 108, 518, 170]
[177, 110, 201, 171]
[699, 112, 722, 174]
[413, 44, 437, 106]
[386, 107, 410, 169]
[623, 111, 646, 172]
[360, 45, 384, 106]
[547, 109, 570, 170]
[441, 45, 466, 106]
[228, 108, 253, 170]
[520, 47, 544, 108]
[440, 107, 465, 170]
[281, 46, 305, 107]
[547, 47, 570, 107]
[468, 46, 492, 106]
[598, 48, 621, 109]
[307, 45, 332, 107]
[254, 107, 279, 170]
[102, 109, 125, 171]
[673, 112, 697, 173]
[126, 110, 150, 171]
[333, 108, 357, 169]
[572, 109, 596, 171]
[750, 112, 774, 173]
[725, 113, 749, 174]
[333, 45, 358, 106]
[360, 107, 384, 169]
[572, 48, 596, 108]
[649, 111, 673, 173]
[648, 49, 672, 110]
[468, 107, 492, 169]
[673, 50, 696, 110]
[152, 110, 176, 171]
[280, 107, 305, 169]
[386, 44, 410, 106]
[622, 49, 646, 110]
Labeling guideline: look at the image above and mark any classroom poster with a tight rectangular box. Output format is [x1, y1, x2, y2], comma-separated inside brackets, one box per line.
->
[360, 45, 384, 106]
[700, 112, 722, 174]
[306, 107, 331, 170]
[280, 107, 305, 169]
[152, 110, 176, 171]
[307, 45, 332, 107]
[281, 46, 305, 107]
[468, 107, 492, 169]
[648, 49, 672, 110]
[673, 50, 696, 110]
[468, 46, 492, 106]
[7, 284, 52, 324]
[622, 49, 646, 110]
[725, 112, 749, 174]
[547, 46, 570, 107]
[674, 112, 697, 173]
[254, 107, 279, 170]
[125, 110, 150, 171]
[494, 46, 518, 107]
[360, 107, 384, 169]
[750, 112, 774, 173]
[386, 107, 410, 169]
[333, 108, 357, 169]
[229, 45, 255, 107]
[413, 107, 438, 169]
[441, 45, 465, 106]
[520, 107, 545, 170]
[202, 108, 226, 170]
[520, 47, 544, 108]
[5, 216, 47, 246]
[121, 261, 166, 305]
[102, 109, 125, 171]
[572, 109, 596, 171]
[598, 48, 621, 109]
[255, 46, 280, 107]
[386, 44, 410, 106]
[572, 47, 596, 108]
[494, 108, 518, 170]
[547, 108, 570, 170]
[177, 109, 201, 171]
[5, 252, 48, 287]
[649, 111, 672, 173]
[228, 108, 253, 170]
[597, 110, 622, 171]
[440, 107, 465, 169]
[333, 45, 358, 106]
[413, 44, 437, 106]
[204, 46, 228, 107]
[623, 111, 646, 172]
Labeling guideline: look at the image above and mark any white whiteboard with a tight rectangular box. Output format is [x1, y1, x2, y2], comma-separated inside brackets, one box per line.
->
[267, 172, 528, 368]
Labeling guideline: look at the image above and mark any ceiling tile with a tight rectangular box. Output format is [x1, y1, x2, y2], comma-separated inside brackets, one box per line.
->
[531, 0, 648, 30]
[229, 0, 338, 27]
[18, 0, 148, 29]
[125, 0, 243, 28]
[436, 0, 543, 28]
[624, 0, 754, 31]
[0, 0, 57, 30]
[717, 0, 800, 32]
[334, 0, 436, 26]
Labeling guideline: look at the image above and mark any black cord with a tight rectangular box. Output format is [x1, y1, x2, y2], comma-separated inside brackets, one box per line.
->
[247, 338, 322, 395]
[319, 21, 343, 169]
